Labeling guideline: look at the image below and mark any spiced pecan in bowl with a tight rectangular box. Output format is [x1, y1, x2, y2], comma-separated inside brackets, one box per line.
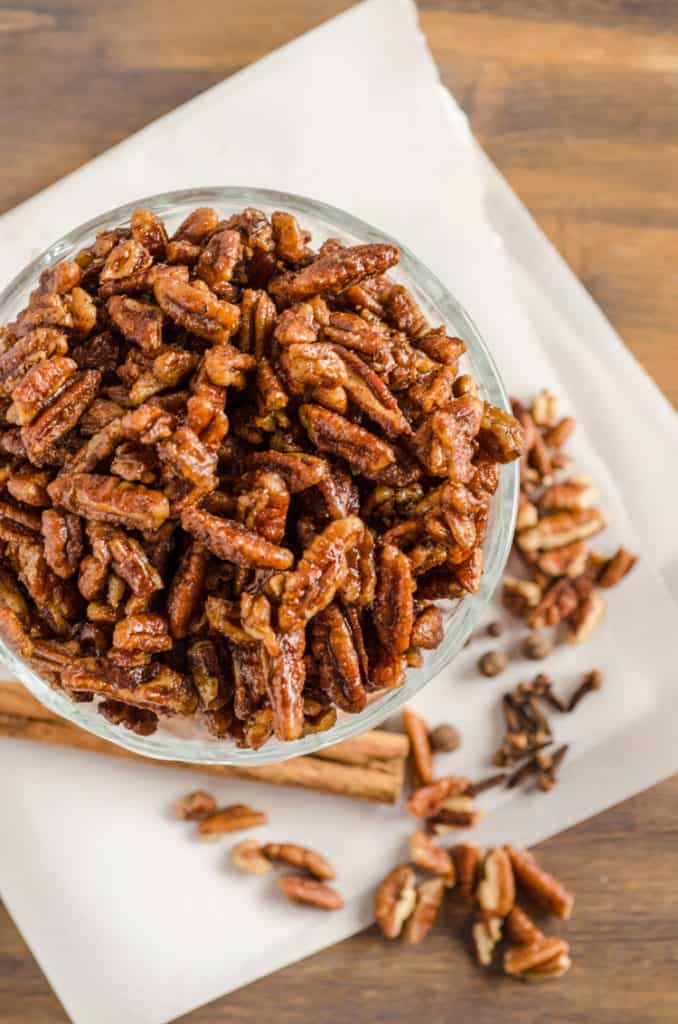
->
[0, 188, 522, 765]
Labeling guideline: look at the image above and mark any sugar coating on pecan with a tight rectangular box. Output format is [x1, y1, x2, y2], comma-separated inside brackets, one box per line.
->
[0, 204, 521, 746]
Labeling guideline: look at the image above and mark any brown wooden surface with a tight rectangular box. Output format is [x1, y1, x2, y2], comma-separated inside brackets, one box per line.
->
[1, 1, 677, 1021]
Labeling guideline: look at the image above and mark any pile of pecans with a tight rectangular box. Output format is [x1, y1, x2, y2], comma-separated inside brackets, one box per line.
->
[175, 788, 343, 909]
[375, 837, 574, 981]
[507, 389, 637, 643]
[0, 204, 524, 748]
[376, 708, 575, 981]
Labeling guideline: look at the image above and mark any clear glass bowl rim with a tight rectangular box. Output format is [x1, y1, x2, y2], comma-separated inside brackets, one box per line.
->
[0, 186, 518, 766]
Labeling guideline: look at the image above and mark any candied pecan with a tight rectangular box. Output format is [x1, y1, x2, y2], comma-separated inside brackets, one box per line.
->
[411, 605, 444, 649]
[270, 243, 399, 306]
[10, 355, 77, 425]
[6, 466, 50, 507]
[107, 296, 163, 352]
[181, 507, 293, 569]
[263, 842, 335, 880]
[231, 641, 268, 720]
[98, 699, 158, 735]
[333, 345, 411, 437]
[299, 403, 395, 478]
[64, 656, 197, 715]
[311, 603, 366, 713]
[236, 471, 290, 545]
[21, 369, 100, 466]
[166, 541, 208, 638]
[280, 343, 348, 412]
[196, 229, 243, 295]
[187, 638, 228, 709]
[278, 516, 363, 632]
[340, 526, 376, 606]
[238, 288, 276, 356]
[11, 539, 79, 635]
[48, 473, 169, 530]
[248, 450, 327, 493]
[271, 211, 313, 264]
[130, 208, 168, 259]
[267, 628, 306, 741]
[112, 613, 171, 652]
[172, 207, 219, 244]
[241, 702, 275, 749]
[41, 509, 83, 579]
[277, 874, 344, 911]
[99, 239, 153, 295]
[0, 329, 70, 397]
[154, 276, 240, 343]
[373, 544, 414, 654]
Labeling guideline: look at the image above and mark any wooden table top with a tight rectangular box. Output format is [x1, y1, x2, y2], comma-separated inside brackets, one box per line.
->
[1, 1, 677, 1021]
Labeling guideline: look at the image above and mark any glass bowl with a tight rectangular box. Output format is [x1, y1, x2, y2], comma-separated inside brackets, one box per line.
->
[0, 187, 518, 766]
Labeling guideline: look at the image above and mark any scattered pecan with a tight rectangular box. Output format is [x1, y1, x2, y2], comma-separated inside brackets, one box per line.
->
[504, 937, 570, 978]
[198, 804, 268, 838]
[409, 830, 455, 880]
[472, 914, 503, 966]
[505, 846, 574, 920]
[597, 546, 638, 588]
[407, 776, 470, 818]
[453, 843, 482, 903]
[403, 876, 445, 944]
[375, 864, 417, 939]
[176, 790, 217, 821]
[277, 874, 344, 911]
[231, 840, 273, 875]
[262, 843, 335, 881]
[477, 848, 515, 917]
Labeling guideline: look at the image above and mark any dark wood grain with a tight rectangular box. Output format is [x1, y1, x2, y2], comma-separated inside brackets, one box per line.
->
[1, 1, 677, 1021]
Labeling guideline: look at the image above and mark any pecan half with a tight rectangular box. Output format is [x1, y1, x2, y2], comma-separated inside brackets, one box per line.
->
[48, 473, 169, 530]
[311, 603, 366, 713]
[477, 848, 515, 917]
[407, 776, 470, 818]
[181, 507, 293, 570]
[198, 804, 268, 837]
[278, 516, 363, 632]
[277, 874, 344, 911]
[375, 864, 417, 939]
[472, 914, 503, 966]
[154, 276, 240, 342]
[299, 403, 395, 478]
[504, 937, 570, 978]
[231, 840, 273, 874]
[176, 790, 217, 821]
[505, 846, 574, 920]
[409, 830, 455, 880]
[167, 541, 208, 638]
[403, 876, 445, 945]
[269, 243, 399, 305]
[517, 508, 606, 552]
[262, 843, 335, 881]
[506, 906, 544, 945]
[374, 545, 414, 655]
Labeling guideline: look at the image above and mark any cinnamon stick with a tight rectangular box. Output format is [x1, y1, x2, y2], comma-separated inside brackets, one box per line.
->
[0, 683, 407, 804]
